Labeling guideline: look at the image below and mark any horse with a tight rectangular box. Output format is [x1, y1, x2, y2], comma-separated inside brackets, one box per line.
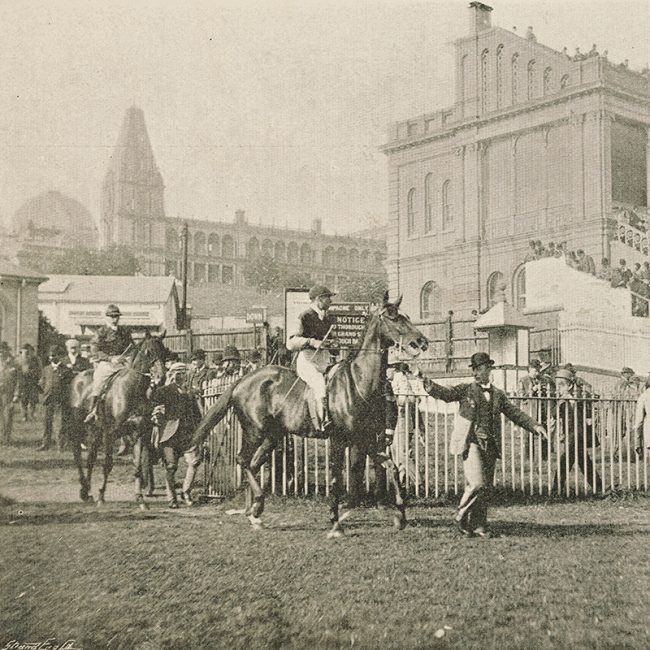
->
[69, 333, 167, 507]
[190, 295, 428, 536]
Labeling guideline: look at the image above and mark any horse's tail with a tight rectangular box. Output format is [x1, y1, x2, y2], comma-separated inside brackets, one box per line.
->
[191, 381, 237, 449]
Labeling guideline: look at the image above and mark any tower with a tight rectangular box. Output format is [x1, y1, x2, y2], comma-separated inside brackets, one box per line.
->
[101, 106, 165, 253]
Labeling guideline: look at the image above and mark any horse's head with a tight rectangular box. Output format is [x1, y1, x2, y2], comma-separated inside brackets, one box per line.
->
[132, 331, 168, 383]
[374, 293, 428, 357]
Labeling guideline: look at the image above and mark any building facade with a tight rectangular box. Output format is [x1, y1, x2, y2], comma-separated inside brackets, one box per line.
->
[101, 106, 386, 290]
[382, 2, 650, 321]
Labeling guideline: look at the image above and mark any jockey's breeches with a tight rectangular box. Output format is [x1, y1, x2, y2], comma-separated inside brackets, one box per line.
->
[90, 361, 122, 397]
[296, 350, 326, 401]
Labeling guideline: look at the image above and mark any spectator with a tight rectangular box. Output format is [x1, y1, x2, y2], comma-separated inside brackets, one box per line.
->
[216, 345, 244, 379]
[597, 258, 613, 282]
[635, 375, 650, 460]
[16, 343, 41, 422]
[566, 251, 579, 269]
[576, 249, 596, 275]
[556, 242, 568, 258]
[612, 259, 632, 288]
[37, 346, 73, 451]
[534, 240, 545, 258]
[187, 349, 215, 411]
[64, 338, 92, 374]
[546, 242, 557, 258]
[550, 368, 602, 494]
[641, 261, 650, 281]
[517, 359, 553, 397]
[524, 240, 538, 262]
[562, 362, 593, 397]
[615, 366, 638, 398]
[537, 348, 556, 389]
[244, 348, 264, 373]
[632, 262, 643, 280]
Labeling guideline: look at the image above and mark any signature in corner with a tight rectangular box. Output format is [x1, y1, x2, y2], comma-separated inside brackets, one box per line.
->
[1, 639, 81, 650]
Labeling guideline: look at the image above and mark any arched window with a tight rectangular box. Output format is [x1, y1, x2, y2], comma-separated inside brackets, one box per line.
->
[424, 174, 433, 234]
[322, 246, 334, 267]
[560, 74, 570, 89]
[496, 45, 504, 108]
[481, 49, 490, 113]
[193, 232, 206, 256]
[287, 241, 299, 264]
[274, 241, 285, 262]
[420, 281, 441, 320]
[222, 234, 234, 258]
[511, 53, 519, 103]
[487, 271, 505, 308]
[513, 265, 526, 310]
[208, 233, 219, 257]
[247, 237, 260, 259]
[166, 227, 179, 252]
[300, 243, 312, 265]
[527, 60, 535, 100]
[337, 247, 347, 268]
[407, 188, 415, 236]
[442, 180, 453, 231]
[262, 239, 273, 258]
[543, 67, 552, 96]
[349, 249, 359, 270]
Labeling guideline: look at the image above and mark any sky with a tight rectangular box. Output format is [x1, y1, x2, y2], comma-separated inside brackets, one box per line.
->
[0, 0, 648, 236]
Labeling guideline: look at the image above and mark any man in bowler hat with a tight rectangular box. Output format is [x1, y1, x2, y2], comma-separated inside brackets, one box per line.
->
[423, 352, 546, 537]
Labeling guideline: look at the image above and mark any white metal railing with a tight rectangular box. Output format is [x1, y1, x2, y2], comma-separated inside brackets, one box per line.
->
[200, 380, 648, 499]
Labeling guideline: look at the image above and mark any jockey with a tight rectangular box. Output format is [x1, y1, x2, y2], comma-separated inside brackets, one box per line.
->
[287, 284, 337, 434]
[84, 304, 135, 424]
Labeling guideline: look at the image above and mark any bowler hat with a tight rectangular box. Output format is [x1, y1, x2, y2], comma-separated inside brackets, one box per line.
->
[105, 304, 121, 317]
[248, 348, 262, 361]
[621, 367, 634, 376]
[528, 359, 542, 370]
[222, 344, 241, 361]
[191, 349, 206, 361]
[469, 352, 495, 369]
[309, 285, 336, 301]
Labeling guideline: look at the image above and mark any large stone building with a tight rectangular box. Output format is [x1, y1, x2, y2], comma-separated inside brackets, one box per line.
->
[382, 2, 650, 321]
[101, 106, 386, 290]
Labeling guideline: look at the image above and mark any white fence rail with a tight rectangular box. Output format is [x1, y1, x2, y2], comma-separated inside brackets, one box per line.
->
[201, 378, 647, 499]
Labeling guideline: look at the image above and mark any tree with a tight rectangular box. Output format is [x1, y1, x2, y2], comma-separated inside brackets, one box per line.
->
[335, 274, 388, 303]
[242, 255, 283, 293]
[45, 245, 141, 276]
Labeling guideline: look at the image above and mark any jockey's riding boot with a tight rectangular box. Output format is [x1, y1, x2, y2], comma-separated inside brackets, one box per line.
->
[84, 397, 99, 424]
[321, 397, 332, 433]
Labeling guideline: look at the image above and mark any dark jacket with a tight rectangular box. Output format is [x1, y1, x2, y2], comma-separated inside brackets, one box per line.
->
[423, 379, 539, 457]
[151, 384, 202, 448]
[39, 363, 74, 405]
[92, 325, 134, 360]
[66, 354, 92, 374]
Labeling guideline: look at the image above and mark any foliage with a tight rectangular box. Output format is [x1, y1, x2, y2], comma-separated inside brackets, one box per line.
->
[45, 245, 141, 276]
[37, 311, 66, 361]
[2, 420, 649, 650]
[242, 255, 311, 292]
[336, 273, 388, 303]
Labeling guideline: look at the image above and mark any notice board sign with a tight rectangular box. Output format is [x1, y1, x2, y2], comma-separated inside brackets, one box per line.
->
[245, 305, 266, 324]
[329, 302, 369, 348]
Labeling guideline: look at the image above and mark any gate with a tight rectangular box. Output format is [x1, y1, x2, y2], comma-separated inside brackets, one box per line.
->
[199, 383, 648, 498]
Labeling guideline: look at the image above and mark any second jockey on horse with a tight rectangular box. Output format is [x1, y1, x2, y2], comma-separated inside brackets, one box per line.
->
[287, 284, 338, 434]
[84, 304, 135, 424]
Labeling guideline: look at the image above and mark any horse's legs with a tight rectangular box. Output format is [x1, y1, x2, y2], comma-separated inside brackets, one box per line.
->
[132, 434, 149, 511]
[238, 436, 274, 527]
[370, 449, 407, 530]
[327, 437, 347, 538]
[97, 429, 115, 506]
[72, 420, 91, 501]
[85, 427, 101, 500]
[348, 443, 367, 509]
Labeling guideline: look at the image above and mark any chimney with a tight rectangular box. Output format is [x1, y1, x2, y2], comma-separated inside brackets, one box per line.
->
[235, 209, 246, 224]
[468, 1, 493, 34]
[311, 218, 322, 234]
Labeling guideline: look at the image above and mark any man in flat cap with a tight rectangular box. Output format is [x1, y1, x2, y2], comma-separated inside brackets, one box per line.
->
[423, 352, 546, 538]
[287, 285, 338, 435]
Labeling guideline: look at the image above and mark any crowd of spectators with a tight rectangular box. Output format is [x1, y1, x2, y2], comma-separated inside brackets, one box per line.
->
[523, 240, 596, 275]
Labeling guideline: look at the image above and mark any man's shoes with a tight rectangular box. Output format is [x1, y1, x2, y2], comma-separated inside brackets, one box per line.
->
[474, 527, 494, 539]
[456, 520, 474, 538]
[181, 491, 194, 506]
[169, 500, 179, 509]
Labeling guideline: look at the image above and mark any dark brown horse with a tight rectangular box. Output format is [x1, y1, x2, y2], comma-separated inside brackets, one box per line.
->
[191, 296, 428, 535]
[69, 333, 167, 507]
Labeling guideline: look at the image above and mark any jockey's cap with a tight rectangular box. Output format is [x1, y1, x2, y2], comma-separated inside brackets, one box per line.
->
[222, 344, 240, 361]
[309, 284, 336, 301]
[106, 304, 121, 317]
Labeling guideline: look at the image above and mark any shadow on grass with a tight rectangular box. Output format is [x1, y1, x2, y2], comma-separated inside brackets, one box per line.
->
[491, 519, 646, 538]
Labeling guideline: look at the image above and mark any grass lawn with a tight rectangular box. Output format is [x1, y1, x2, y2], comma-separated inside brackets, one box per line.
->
[1, 414, 650, 649]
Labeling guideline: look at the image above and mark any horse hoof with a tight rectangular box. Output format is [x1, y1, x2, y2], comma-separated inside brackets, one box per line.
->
[247, 515, 263, 529]
[393, 515, 407, 530]
[96, 499, 105, 508]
